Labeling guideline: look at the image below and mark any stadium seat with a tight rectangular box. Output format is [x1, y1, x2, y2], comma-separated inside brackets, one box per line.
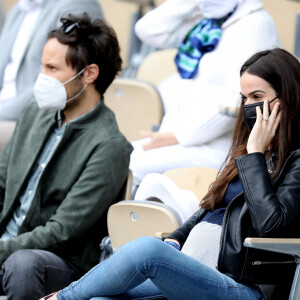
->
[136, 48, 177, 86]
[105, 78, 163, 141]
[163, 167, 219, 202]
[107, 200, 182, 251]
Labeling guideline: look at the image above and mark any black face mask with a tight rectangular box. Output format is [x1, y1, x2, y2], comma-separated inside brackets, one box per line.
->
[242, 96, 277, 129]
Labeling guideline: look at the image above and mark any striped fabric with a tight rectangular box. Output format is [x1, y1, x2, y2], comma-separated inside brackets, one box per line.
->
[175, 13, 233, 79]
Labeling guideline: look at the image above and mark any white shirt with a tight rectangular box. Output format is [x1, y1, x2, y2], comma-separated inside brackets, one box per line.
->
[135, 0, 281, 148]
[0, 0, 44, 103]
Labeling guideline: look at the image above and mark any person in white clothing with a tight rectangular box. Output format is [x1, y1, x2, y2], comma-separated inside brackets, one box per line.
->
[134, 173, 200, 223]
[130, 0, 281, 189]
[0, 0, 103, 121]
[0, 0, 4, 33]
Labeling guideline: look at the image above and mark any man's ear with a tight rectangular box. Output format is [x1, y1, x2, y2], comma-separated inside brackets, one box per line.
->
[83, 64, 99, 84]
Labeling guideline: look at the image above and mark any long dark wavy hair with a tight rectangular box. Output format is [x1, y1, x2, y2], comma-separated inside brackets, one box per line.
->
[201, 48, 300, 210]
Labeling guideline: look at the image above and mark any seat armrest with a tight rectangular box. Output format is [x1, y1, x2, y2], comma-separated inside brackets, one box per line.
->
[155, 232, 171, 238]
[244, 238, 300, 258]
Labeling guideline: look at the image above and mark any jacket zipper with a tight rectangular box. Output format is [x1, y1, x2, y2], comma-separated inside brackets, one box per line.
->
[252, 260, 296, 265]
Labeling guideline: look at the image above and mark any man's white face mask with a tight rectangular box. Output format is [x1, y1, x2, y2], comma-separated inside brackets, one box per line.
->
[33, 68, 87, 110]
[197, 0, 238, 18]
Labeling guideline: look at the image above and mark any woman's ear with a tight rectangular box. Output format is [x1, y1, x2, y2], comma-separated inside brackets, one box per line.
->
[83, 64, 99, 84]
[270, 98, 281, 111]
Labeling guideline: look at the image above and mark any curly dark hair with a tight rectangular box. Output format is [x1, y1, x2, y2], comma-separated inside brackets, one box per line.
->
[48, 13, 122, 95]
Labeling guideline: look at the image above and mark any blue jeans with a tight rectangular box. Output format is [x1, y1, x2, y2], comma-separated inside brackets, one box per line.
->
[57, 236, 264, 300]
[0, 249, 78, 300]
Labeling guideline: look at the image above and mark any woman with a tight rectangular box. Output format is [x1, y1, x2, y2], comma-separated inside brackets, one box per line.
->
[43, 48, 300, 300]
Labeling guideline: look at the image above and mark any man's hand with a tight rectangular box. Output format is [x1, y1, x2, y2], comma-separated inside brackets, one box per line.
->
[141, 131, 179, 151]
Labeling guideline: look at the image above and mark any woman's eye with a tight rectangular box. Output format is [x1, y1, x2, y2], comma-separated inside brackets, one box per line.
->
[253, 94, 261, 100]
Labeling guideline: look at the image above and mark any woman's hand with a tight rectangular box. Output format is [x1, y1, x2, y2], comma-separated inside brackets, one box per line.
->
[39, 292, 58, 300]
[247, 100, 281, 154]
[141, 131, 179, 151]
[164, 238, 180, 250]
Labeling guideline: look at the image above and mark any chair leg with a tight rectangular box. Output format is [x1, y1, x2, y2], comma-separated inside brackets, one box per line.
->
[289, 261, 300, 300]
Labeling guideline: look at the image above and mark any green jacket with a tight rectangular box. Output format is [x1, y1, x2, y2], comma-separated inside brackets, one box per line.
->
[0, 100, 133, 275]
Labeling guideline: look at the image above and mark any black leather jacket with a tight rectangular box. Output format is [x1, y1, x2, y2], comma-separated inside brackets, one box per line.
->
[168, 150, 300, 285]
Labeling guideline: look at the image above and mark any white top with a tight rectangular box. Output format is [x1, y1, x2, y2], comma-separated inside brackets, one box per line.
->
[181, 221, 222, 269]
[135, 0, 281, 149]
[0, 1, 43, 103]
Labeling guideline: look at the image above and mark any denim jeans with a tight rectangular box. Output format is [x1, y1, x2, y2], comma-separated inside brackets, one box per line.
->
[0, 249, 78, 300]
[57, 236, 264, 300]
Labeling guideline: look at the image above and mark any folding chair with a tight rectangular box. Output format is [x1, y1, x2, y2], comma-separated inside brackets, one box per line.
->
[99, 199, 181, 261]
[99, 170, 134, 261]
[136, 48, 178, 86]
[107, 200, 181, 251]
[163, 167, 219, 202]
[104, 78, 164, 141]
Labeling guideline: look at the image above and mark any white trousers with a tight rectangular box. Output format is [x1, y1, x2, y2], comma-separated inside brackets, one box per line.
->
[130, 138, 227, 188]
[134, 172, 200, 223]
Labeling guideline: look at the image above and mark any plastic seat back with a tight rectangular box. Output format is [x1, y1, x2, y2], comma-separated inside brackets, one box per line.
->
[107, 200, 182, 250]
[105, 78, 164, 141]
[163, 167, 219, 202]
[136, 48, 178, 86]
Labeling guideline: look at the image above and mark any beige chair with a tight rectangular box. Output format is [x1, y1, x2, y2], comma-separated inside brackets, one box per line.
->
[136, 48, 178, 86]
[122, 169, 133, 200]
[107, 200, 181, 250]
[0, 121, 16, 152]
[104, 78, 164, 142]
[105, 167, 218, 252]
[163, 167, 219, 202]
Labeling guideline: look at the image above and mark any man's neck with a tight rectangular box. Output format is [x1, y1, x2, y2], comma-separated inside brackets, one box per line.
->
[61, 88, 101, 126]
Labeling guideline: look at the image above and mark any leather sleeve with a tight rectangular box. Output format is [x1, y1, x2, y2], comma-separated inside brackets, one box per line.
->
[235, 151, 300, 236]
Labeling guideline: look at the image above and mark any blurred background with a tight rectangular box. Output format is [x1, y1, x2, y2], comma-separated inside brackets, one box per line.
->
[1, 0, 300, 69]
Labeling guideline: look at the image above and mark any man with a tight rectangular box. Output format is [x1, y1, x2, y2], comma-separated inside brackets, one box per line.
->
[0, 13, 133, 300]
[0, 0, 103, 121]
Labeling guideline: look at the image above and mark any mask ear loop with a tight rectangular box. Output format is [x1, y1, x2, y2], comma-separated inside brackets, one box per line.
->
[269, 96, 278, 104]
[56, 67, 86, 88]
[62, 67, 88, 103]
[66, 83, 88, 103]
